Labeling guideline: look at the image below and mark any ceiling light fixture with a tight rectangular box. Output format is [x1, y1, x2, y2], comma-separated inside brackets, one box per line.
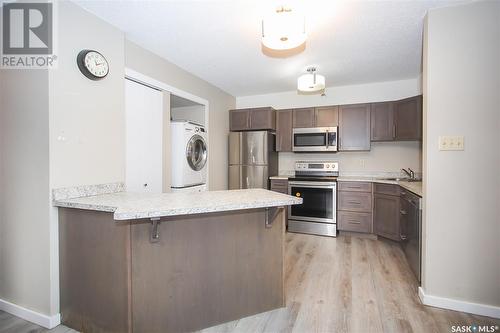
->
[297, 67, 326, 95]
[261, 6, 306, 52]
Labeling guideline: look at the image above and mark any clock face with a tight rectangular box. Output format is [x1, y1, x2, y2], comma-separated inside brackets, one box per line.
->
[77, 50, 109, 80]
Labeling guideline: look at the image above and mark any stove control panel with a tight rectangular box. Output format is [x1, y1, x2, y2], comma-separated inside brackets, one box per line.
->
[295, 161, 339, 172]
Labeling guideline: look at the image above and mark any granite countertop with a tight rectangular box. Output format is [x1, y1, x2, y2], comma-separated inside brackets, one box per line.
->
[270, 174, 423, 197]
[336, 176, 422, 197]
[53, 188, 303, 221]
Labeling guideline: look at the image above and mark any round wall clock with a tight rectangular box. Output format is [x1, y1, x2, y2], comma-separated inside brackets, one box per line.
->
[77, 49, 109, 80]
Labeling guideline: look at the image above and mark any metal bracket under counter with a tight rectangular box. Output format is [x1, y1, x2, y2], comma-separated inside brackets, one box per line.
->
[265, 207, 284, 228]
[150, 218, 161, 243]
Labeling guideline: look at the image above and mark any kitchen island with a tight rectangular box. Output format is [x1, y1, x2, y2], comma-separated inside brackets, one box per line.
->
[53, 185, 302, 333]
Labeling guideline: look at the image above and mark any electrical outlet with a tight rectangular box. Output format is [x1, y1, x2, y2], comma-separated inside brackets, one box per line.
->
[439, 136, 464, 151]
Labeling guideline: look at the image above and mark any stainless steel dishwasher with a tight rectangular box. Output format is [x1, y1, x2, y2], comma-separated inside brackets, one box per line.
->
[400, 189, 422, 283]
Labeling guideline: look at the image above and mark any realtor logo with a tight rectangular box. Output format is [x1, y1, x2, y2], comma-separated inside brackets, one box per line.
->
[1, 1, 57, 68]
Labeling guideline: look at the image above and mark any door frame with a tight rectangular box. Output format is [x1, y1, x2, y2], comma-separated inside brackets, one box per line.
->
[125, 68, 210, 188]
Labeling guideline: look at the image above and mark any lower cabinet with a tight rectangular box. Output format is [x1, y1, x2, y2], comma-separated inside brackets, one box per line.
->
[337, 182, 373, 233]
[373, 184, 401, 241]
[338, 211, 372, 233]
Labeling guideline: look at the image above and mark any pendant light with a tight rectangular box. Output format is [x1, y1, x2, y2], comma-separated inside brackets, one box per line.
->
[297, 67, 326, 95]
[261, 6, 306, 52]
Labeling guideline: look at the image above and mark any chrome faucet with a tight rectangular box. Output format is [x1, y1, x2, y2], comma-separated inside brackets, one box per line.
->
[408, 168, 415, 179]
[401, 168, 413, 179]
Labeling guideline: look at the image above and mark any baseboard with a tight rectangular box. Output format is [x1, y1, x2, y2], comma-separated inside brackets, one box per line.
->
[0, 298, 61, 329]
[418, 287, 500, 319]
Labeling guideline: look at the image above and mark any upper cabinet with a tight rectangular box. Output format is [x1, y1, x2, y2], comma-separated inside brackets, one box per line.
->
[339, 104, 371, 151]
[371, 102, 394, 141]
[292, 106, 338, 128]
[229, 107, 276, 131]
[394, 95, 422, 141]
[370, 95, 422, 141]
[315, 106, 339, 127]
[292, 108, 315, 128]
[276, 109, 293, 152]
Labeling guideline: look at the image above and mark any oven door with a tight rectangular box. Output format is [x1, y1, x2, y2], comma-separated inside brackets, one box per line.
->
[292, 127, 337, 152]
[288, 181, 337, 223]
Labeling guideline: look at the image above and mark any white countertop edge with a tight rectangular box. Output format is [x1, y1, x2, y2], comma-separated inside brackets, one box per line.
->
[114, 199, 301, 220]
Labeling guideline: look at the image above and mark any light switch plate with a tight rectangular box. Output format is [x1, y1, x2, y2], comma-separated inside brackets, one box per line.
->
[439, 136, 464, 151]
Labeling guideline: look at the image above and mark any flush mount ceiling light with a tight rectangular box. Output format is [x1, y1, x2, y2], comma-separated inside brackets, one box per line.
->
[261, 6, 306, 55]
[297, 67, 326, 95]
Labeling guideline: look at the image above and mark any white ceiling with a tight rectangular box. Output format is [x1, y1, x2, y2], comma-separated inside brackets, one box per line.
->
[75, 0, 466, 97]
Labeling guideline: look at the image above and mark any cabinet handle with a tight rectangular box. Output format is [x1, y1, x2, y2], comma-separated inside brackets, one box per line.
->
[348, 201, 361, 205]
[400, 233, 407, 241]
[393, 124, 396, 139]
[348, 219, 361, 224]
[400, 210, 407, 215]
[347, 185, 361, 189]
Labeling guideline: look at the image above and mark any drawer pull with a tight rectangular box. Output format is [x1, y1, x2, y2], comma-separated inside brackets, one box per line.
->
[400, 210, 407, 215]
[347, 201, 361, 205]
[347, 219, 361, 224]
[347, 186, 361, 189]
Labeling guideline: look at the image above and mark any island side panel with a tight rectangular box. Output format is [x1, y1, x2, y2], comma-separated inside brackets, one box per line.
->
[131, 208, 285, 333]
[59, 208, 132, 333]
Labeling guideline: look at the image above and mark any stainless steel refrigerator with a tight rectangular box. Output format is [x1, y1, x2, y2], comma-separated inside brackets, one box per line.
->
[228, 131, 278, 190]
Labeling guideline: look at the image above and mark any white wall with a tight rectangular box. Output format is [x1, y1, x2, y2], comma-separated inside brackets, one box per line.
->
[237, 78, 422, 174]
[125, 41, 236, 190]
[279, 142, 421, 174]
[422, 0, 500, 312]
[0, 69, 52, 315]
[171, 105, 205, 126]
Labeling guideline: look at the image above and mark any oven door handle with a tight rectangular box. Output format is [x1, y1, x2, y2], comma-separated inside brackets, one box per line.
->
[288, 181, 337, 188]
[326, 130, 329, 149]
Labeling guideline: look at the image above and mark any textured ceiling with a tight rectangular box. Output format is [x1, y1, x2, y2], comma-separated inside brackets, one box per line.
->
[75, 0, 466, 97]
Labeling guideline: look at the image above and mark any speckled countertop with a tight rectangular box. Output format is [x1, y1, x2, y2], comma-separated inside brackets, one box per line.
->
[270, 173, 423, 197]
[53, 188, 303, 221]
[337, 176, 422, 197]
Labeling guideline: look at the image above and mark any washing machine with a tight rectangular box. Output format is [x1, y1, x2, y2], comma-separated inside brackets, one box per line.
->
[171, 121, 208, 190]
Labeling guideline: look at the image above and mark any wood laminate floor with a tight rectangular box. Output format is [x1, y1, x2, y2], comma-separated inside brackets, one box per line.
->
[1, 233, 498, 333]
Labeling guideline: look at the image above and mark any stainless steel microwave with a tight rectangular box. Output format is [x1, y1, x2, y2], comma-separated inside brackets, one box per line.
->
[292, 127, 338, 152]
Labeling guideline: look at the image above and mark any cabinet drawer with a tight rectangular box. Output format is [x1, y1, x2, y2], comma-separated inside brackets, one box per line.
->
[338, 211, 372, 233]
[338, 192, 372, 212]
[338, 181, 372, 193]
[374, 183, 400, 196]
[270, 179, 288, 192]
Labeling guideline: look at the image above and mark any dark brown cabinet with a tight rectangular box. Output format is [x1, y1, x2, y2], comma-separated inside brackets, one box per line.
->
[292, 106, 338, 128]
[370, 95, 422, 142]
[315, 106, 338, 127]
[276, 110, 293, 152]
[292, 108, 315, 128]
[339, 104, 371, 151]
[371, 102, 394, 141]
[229, 107, 276, 131]
[373, 184, 401, 241]
[394, 95, 422, 140]
[229, 109, 250, 131]
[337, 181, 373, 234]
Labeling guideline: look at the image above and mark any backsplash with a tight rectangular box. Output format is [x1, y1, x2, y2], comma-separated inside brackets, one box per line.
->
[279, 141, 422, 176]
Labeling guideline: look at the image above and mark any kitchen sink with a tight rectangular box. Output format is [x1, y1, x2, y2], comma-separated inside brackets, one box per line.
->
[378, 177, 422, 182]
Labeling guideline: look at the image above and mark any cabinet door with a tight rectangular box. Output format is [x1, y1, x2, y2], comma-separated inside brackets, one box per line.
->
[249, 107, 276, 130]
[315, 106, 338, 127]
[374, 193, 400, 241]
[276, 110, 293, 152]
[339, 104, 371, 151]
[371, 102, 394, 141]
[125, 79, 164, 193]
[394, 95, 422, 140]
[292, 108, 315, 128]
[229, 109, 250, 131]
